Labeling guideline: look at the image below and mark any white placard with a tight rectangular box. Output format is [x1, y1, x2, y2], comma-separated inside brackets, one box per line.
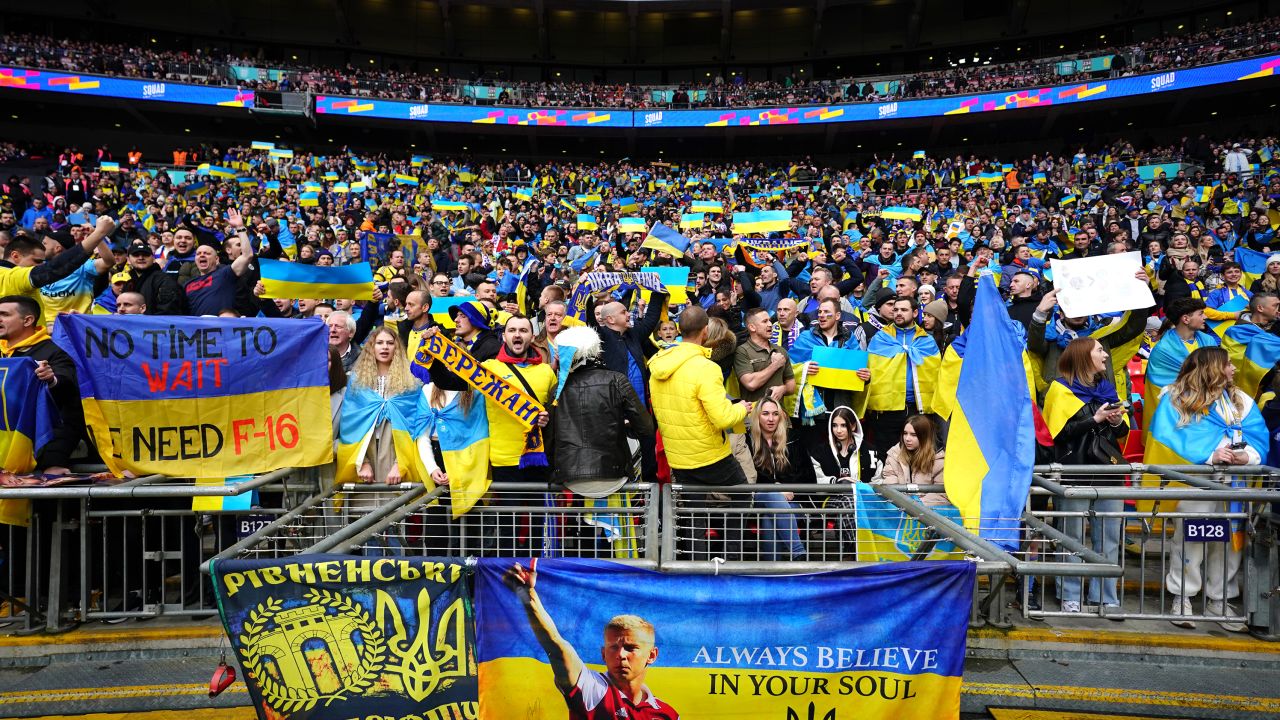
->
[1052, 251, 1155, 318]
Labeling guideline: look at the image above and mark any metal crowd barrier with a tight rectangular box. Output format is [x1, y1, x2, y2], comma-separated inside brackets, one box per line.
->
[0, 467, 314, 632]
[1019, 464, 1280, 634]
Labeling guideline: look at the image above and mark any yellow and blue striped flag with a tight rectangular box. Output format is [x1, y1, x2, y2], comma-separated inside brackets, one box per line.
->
[617, 197, 639, 213]
[640, 222, 689, 257]
[943, 275, 1034, 550]
[250, 140, 275, 150]
[332, 182, 349, 194]
[575, 194, 602, 207]
[559, 199, 578, 213]
[268, 148, 293, 160]
[206, 165, 237, 179]
[433, 198, 470, 212]
[882, 206, 923, 222]
[236, 177, 258, 189]
[411, 155, 432, 167]
[576, 214, 599, 231]
[617, 217, 648, 234]
[322, 171, 339, 182]
[299, 192, 320, 207]
[183, 182, 208, 198]
[264, 181, 280, 193]
[0, 358, 56, 526]
[512, 187, 533, 202]
[353, 158, 376, 172]
[99, 161, 120, 172]
[1195, 185, 1217, 203]
[258, 259, 374, 300]
[689, 200, 722, 214]
[809, 346, 868, 390]
[394, 173, 419, 187]
[732, 210, 791, 234]
[912, 150, 926, 160]
[679, 213, 704, 230]
[1059, 193, 1077, 206]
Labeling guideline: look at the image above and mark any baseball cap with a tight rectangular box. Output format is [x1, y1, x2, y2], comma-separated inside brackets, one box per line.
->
[126, 240, 151, 256]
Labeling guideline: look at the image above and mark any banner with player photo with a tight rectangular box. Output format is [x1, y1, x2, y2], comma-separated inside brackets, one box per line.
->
[473, 558, 973, 720]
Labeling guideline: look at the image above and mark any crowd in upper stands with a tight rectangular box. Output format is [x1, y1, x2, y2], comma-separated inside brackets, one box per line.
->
[2, 126, 1279, 625]
[5, 15, 1280, 108]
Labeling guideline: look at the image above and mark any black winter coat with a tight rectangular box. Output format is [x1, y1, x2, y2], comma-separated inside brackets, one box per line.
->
[552, 362, 653, 485]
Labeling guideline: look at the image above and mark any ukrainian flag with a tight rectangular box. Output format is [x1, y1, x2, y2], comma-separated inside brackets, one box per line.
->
[1195, 185, 1217, 203]
[809, 346, 868, 390]
[299, 192, 320, 207]
[689, 200, 722, 214]
[640, 222, 689, 257]
[99, 161, 120, 172]
[456, 167, 476, 183]
[206, 165, 237, 179]
[512, 187, 533, 202]
[1032, 172, 1048, 184]
[258, 259, 375, 301]
[353, 159, 376, 172]
[616, 197, 639, 213]
[236, 177, 258, 189]
[912, 150, 927, 160]
[732, 210, 791, 234]
[250, 140, 275, 150]
[264, 181, 280, 193]
[1142, 328, 1219, 441]
[334, 386, 427, 485]
[0, 358, 55, 526]
[1235, 246, 1270, 288]
[303, 181, 322, 193]
[322, 171, 339, 182]
[978, 172, 1003, 184]
[641, 265, 689, 305]
[350, 181, 367, 193]
[426, 296, 470, 329]
[332, 182, 349, 194]
[418, 388, 490, 516]
[679, 213, 704, 230]
[726, 172, 739, 184]
[866, 325, 940, 413]
[411, 155, 431, 167]
[943, 275, 1034, 549]
[1222, 323, 1280, 397]
[617, 217, 648, 234]
[1059, 193, 1078, 206]
[433, 198, 470, 212]
[575, 194, 602, 207]
[882, 206, 923, 222]
[575, 214, 598, 231]
[853, 484, 964, 561]
[394, 173, 419, 187]
[559, 199, 578, 214]
[183, 182, 208, 198]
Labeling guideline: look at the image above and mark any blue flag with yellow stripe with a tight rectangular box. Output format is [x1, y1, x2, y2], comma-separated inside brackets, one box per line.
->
[258, 259, 375, 300]
[943, 275, 1034, 550]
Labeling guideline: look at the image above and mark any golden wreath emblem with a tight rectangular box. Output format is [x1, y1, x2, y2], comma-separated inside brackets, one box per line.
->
[238, 588, 387, 714]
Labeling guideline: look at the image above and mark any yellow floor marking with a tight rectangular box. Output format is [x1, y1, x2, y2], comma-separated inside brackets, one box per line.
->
[968, 625, 1280, 655]
[991, 710, 1167, 720]
[965, 682, 1280, 713]
[0, 683, 246, 706]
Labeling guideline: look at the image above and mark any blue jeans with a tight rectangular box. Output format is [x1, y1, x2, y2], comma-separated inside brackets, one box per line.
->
[756, 492, 806, 561]
[1056, 497, 1123, 605]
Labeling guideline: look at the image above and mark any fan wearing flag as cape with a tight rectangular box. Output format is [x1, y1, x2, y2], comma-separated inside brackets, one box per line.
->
[865, 295, 941, 464]
[1147, 347, 1265, 633]
[336, 327, 428, 517]
[1143, 298, 1219, 440]
[416, 379, 488, 535]
[1040, 337, 1130, 615]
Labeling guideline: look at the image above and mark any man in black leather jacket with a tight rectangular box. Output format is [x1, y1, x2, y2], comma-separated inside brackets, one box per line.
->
[550, 325, 653, 499]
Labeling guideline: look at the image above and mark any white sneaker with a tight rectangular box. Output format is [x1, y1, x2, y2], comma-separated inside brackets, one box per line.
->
[1207, 599, 1249, 633]
[1061, 600, 1080, 613]
[1170, 594, 1196, 629]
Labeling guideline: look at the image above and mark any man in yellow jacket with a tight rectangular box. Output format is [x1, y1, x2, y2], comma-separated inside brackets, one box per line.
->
[648, 306, 748, 485]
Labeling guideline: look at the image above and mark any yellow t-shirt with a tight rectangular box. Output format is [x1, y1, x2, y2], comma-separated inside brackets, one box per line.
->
[480, 358, 555, 468]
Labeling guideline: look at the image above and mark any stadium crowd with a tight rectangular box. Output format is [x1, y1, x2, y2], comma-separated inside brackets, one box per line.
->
[5, 15, 1280, 108]
[2, 129, 1279, 627]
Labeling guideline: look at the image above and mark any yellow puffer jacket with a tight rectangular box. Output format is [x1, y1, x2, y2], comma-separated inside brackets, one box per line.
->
[648, 342, 747, 470]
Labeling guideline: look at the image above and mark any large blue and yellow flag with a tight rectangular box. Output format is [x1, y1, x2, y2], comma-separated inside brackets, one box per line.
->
[854, 484, 964, 561]
[732, 210, 792, 234]
[335, 386, 428, 485]
[1143, 328, 1219, 439]
[1221, 323, 1280, 398]
[0, 358, 56, 474]
[943, 275, 1034, 550]
[1235, 246, 1271, 289]
[53, 316, 334, 477]
[865, 325, 940, 413]
[640, 222, 690, 257]
[419, 391, 489, 516]
[258, 259, 375, 300]
[0, 358, 57, 526]
[475, 558, 973, 720]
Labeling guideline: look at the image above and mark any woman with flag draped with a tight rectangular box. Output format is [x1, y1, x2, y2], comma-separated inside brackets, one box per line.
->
[1148, 347, 1266, 632]
[1042, 338, 1130, 615]
[336, 326, 427, 516]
